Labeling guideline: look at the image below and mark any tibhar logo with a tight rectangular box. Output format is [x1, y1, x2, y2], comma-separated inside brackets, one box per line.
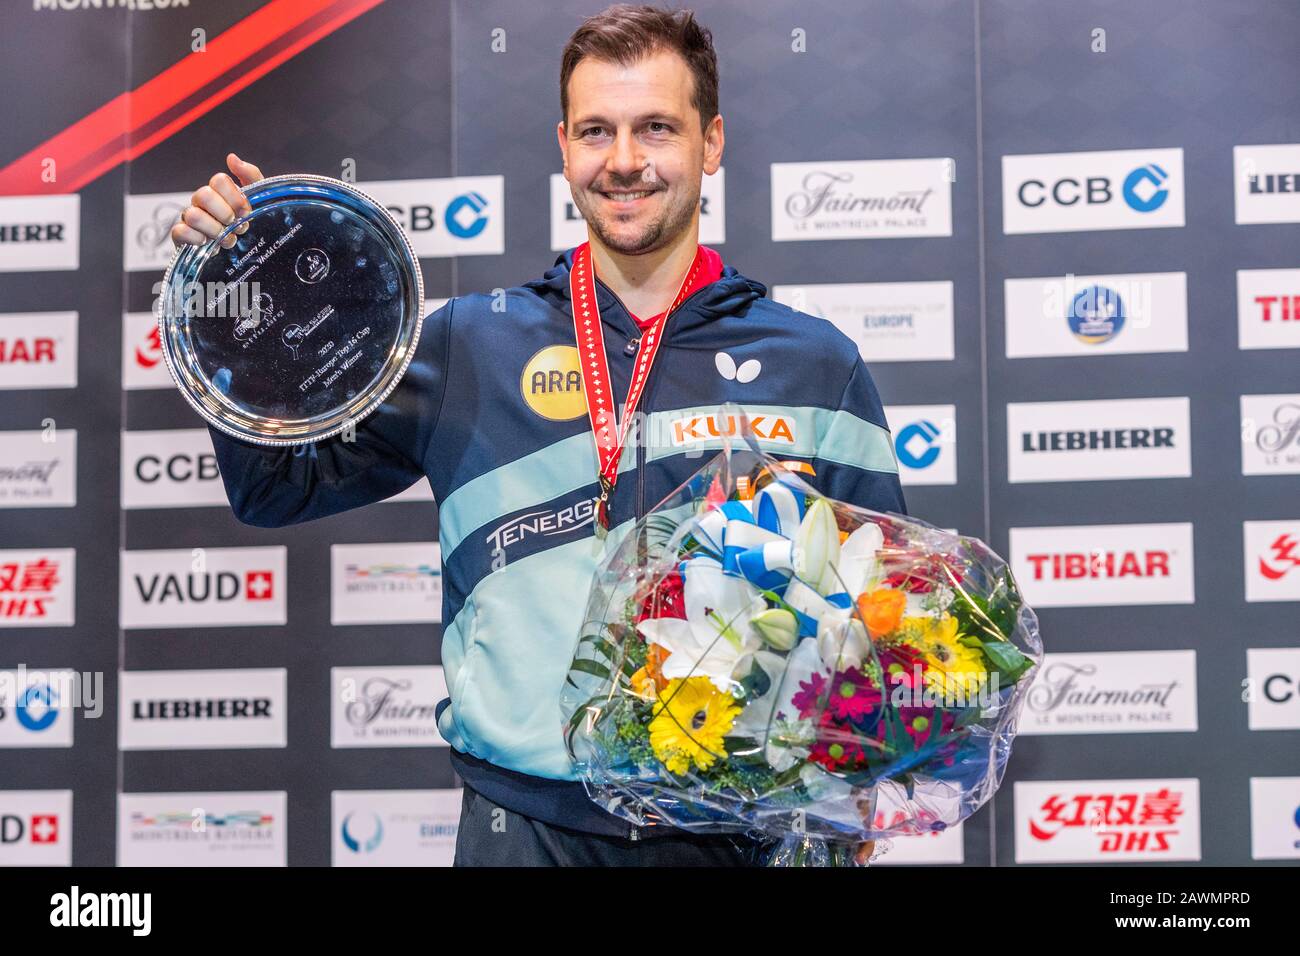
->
[1025, 550, 1170, 581]
[49, 886, 151, 937]
[1255, 294, 1300, 322]
[0, 337, 57, 365]
[485, 498, 596, 554]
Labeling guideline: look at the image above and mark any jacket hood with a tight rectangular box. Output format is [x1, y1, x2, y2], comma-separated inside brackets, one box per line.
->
[524, 245, 768, 332]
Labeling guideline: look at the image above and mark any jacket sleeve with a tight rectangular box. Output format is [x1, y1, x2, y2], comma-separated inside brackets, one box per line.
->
[206, 299, 454, 528]
[810, 355, 908, 518]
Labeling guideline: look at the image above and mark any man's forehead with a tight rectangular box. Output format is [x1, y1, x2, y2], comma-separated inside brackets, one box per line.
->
[567, 50, 694, 118]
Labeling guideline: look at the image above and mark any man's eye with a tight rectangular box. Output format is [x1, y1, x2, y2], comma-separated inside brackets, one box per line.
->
[648, 122, 670, 133]
[581, 127, 605, 138]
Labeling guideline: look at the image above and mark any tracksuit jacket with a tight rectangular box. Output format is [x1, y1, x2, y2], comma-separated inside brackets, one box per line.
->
[206, 245, 908, 839]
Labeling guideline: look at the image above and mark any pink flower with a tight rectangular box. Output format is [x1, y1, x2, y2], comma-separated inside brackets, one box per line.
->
[826, 668, 882, 723]
[790, 671, 827, 720]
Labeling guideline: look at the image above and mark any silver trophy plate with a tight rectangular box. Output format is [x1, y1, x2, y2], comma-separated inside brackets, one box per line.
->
[157, 174, 424, 445]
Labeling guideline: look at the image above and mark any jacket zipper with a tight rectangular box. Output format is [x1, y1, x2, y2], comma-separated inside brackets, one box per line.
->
[591, 278, 714, 523]
[592, 281, 712, 841]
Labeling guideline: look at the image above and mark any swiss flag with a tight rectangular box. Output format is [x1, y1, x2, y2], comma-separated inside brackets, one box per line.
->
[245, 570, 274, 601]
[30, 815, 58, 843]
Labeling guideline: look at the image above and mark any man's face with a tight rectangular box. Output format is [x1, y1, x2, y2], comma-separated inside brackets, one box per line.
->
[558, 47, 723, 256]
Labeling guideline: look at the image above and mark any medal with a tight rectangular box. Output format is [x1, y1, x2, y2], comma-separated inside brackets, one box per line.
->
[568, 242, 705, 536]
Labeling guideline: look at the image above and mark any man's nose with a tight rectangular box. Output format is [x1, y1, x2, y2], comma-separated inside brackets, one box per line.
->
[606, 127, 645, 181]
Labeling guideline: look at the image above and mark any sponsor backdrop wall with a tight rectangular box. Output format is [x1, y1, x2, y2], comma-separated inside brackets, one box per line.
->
[0, 0, 1297, 866]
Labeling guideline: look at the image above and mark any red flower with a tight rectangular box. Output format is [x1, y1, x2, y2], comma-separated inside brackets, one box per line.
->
[635, 570, 686, 623]
[879, 643, 928, 691]
[896, 704, 958, 747]
[882, 555, 965, 595]
[809, 713, 869, 771]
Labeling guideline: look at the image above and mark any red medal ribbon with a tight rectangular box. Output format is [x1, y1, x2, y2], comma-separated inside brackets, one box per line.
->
[569, 241, 707, 530]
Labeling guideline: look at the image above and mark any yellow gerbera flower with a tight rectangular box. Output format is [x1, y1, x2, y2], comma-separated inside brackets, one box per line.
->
[648, 676, 741, 775]
[915, 614, 988, 697]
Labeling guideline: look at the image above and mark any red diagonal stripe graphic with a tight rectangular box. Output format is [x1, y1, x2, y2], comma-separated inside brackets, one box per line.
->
[0, 0, 385, 196]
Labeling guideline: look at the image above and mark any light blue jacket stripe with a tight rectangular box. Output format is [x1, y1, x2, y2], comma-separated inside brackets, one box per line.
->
[439, 405, 896, 563]
[816, 408, 900, 473]
[642, 405, 898, 474]
[438, 433, 635, 561]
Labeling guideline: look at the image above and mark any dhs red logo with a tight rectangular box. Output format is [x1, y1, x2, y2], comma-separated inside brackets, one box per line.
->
[0, 556, 67, 624]
[1015, 778, 1201, 862]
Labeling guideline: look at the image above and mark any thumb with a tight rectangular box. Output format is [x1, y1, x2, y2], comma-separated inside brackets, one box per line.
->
[227, 152, 264, 187]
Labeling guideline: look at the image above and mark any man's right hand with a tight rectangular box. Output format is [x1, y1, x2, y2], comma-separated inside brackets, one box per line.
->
[170, 152, 265, 250]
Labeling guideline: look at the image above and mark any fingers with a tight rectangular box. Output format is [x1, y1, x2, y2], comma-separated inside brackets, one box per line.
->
[853, 840, 875, 865]
[181, 196, 240, 249]
[227, 152, 264, 187]
[170, 220, 208, 249]
[170, 154, 266, 250]
[209, 171, 252, 225]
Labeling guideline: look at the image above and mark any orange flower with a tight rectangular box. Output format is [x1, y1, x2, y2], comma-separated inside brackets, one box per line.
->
[630, 644, 671, 698]
[856, 587, 906, 638]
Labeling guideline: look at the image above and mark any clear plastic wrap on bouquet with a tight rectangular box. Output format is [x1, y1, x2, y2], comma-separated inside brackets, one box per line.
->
[561, 406, 1042, 864]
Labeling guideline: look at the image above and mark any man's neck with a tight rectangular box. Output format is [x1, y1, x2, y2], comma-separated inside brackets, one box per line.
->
[588, 224, 700, 321]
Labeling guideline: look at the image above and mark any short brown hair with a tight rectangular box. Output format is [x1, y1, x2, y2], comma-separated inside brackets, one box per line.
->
[560, 4, 719, 133]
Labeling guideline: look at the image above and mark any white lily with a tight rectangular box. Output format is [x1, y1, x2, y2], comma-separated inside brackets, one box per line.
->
[729, 640, 824, 771]
[635, 558, 766, 692]
[750, 607, 799, 651]
[832, 521, 886, 597]
[815, 606, 871, 672]
[793, 498, 840, 595]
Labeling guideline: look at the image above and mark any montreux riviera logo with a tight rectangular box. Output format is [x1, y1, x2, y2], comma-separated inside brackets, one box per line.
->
[1067, 285, 1125, 345]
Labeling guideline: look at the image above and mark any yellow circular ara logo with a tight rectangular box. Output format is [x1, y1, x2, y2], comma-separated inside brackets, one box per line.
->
[521, 345, 586, 420]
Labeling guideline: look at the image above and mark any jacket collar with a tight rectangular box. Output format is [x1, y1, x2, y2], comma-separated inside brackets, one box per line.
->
[524, 245, 767, 335]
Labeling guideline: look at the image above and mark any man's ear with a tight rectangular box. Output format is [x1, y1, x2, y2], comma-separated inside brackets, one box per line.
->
[703, 114, 724, 176]
[556, 120, 570, 181]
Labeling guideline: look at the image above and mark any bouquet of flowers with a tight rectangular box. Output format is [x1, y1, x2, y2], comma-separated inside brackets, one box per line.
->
[561, 408, 1042, 866]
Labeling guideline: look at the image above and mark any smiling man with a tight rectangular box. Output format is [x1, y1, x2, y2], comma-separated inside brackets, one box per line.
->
[174, 3, 905, 867]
